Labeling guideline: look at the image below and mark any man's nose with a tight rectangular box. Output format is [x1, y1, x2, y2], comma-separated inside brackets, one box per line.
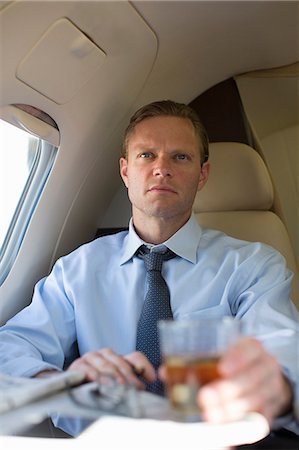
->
[152, 157, 172, 177]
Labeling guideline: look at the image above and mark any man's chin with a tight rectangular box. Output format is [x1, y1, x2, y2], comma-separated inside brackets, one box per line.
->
[145, 206, 191, 221]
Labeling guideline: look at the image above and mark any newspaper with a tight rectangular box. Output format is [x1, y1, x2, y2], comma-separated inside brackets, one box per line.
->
[0, 371, 85, 414]
[0, 374, 270, 448]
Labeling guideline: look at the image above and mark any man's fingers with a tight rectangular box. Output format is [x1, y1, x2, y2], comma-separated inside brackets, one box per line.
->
[219, 337, 265, 376]
[125, 351, 156, 384]
[198, 338, 293, 425]
[69, 350, 126, 383]
[68, 348, 157, 389]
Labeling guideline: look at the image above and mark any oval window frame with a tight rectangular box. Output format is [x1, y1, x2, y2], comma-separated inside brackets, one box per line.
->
[0, 105, 59, 285]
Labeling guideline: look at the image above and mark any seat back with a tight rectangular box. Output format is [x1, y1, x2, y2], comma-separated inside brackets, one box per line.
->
[193, 142, 299, 309]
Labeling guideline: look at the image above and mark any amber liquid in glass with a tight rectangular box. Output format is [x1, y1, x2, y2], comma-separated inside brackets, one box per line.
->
[165, 354, 221, 418]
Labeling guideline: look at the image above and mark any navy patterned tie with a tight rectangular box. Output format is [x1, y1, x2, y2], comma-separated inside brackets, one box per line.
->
[136, 245, 176, 394]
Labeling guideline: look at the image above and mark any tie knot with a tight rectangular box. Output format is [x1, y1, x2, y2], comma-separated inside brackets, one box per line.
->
[137, 245, 176, 272]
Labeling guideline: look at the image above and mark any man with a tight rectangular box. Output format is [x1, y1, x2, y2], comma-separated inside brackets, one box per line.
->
[0, 100, 298, 437]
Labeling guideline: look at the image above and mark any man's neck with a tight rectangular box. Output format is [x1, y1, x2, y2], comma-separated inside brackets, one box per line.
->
[132, 213, 191, 244]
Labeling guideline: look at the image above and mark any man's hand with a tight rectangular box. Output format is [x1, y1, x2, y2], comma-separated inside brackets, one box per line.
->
[197, 337, 293, 425]
[67, 348, 156, 389]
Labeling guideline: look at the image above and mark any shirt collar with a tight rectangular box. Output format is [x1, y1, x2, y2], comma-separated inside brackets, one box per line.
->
[120, 213, 202, 265]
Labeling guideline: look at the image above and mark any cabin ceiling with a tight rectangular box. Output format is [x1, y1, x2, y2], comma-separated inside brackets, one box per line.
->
[1, 1, 298, 109]
[131, 1, 299, 104]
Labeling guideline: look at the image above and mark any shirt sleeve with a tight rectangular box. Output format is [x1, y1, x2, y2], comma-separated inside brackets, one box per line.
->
[231, 245, 299, 434]
[0, 258, 77, 377]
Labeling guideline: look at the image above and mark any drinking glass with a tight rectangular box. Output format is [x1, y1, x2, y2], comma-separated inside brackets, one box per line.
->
[158, 317, 241, 421]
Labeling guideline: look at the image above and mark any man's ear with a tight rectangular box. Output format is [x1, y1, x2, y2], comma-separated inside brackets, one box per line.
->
[197, 161, 210, 191]
[119, 157, 129, 188]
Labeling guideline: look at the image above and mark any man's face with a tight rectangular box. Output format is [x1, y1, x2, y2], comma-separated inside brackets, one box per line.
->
[120, 115, 209, 224]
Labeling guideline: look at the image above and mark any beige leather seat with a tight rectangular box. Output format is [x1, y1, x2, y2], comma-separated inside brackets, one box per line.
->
[193, 142, 299, 309]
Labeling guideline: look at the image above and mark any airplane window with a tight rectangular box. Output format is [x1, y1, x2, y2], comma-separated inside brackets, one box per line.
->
[0, 120, 38, 249]
[0, 113, 58, 285]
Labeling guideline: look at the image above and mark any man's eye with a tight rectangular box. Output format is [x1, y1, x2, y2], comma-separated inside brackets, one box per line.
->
[175, 154, 189, 160]
[139, 152, 153, 158]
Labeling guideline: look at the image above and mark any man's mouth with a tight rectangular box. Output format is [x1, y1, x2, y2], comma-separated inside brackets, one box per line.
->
[148, 185, 177, 194]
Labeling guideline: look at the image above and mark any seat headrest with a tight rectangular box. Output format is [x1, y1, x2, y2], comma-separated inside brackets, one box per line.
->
[193, 142, 274, 213]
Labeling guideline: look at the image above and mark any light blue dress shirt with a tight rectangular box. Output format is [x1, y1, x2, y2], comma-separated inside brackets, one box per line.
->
[0, 214, 298, 436]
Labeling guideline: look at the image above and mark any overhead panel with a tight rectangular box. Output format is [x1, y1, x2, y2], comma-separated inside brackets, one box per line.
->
[16, 18, 106, 104]
[0, 1, 157, 106]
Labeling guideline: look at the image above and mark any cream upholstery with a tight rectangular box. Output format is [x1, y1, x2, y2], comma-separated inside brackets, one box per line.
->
[194, 142, 299, 309]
